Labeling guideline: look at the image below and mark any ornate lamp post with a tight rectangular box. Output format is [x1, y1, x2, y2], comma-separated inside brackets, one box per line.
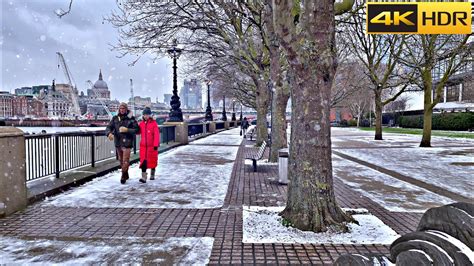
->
[231, 100, 236, 121]
[221, 96, 227, 121]
[205, 80, 213, 121]
[167, 39, 183, 122]
[240, 104, 243, 121]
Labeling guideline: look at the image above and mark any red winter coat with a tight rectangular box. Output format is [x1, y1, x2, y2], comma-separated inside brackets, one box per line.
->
[139, 118, 160, 169]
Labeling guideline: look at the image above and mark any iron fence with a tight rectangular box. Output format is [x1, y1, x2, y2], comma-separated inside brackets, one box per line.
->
[160, 125, 176, 144]
[188, 123, 205, 137]
[25, 125, 176, 182]
[216, 122, 225, 130]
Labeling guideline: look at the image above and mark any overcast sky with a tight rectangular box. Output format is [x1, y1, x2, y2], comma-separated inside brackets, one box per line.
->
[1, 0, 179, 103]
[0, 0, 425, 110]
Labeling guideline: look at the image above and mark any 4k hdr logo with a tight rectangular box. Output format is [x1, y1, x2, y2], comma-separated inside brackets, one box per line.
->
[367, 2, 472, 34]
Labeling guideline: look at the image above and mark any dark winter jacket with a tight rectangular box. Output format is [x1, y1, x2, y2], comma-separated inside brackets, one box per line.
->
[105, 111, 139, 148]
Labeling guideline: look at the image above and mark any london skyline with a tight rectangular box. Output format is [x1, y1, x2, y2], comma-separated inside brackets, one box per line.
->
[1, 0, 182, 103]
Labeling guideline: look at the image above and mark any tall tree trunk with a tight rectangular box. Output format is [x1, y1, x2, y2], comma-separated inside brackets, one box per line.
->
[420, 81, 433, 147]
[269, 84, 290, 162]
[356, 107, 361, 127]
[374, 92, 383, 140]
[421, 107, 433, 147]
[255, 80, 270, 146]
[275, 0, 354, 232]
[268, 44, 290, 160]
[266, 2, 289, 162]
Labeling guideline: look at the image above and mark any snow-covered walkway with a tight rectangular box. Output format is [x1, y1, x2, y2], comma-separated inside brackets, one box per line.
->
[331, 128, 473, 212]
[44, 128, 242, 209]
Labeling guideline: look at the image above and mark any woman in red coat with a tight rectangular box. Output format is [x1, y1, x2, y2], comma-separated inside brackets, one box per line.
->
[138, 107, 160, 183]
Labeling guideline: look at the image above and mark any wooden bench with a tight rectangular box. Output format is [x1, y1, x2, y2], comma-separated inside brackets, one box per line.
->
[245, 140, 267, 172]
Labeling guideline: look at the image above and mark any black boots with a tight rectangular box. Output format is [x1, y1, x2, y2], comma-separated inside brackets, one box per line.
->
[120, 171, 129, 184]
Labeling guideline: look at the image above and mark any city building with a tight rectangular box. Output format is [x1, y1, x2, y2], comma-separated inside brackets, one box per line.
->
[26, 96, 45, 117]
[131, 96, 152, 108]
[163, 94, 172, 106]
[87, 70, 111, 100]
[151, 102, 168, 110]
[15, 87, 33, 96]
[179, 79, 202, 109]
[55, 83, 75, 95]
[107, 100, 120, 114]
[432, 42, 474, 111]
[31, 85, 52, 96]
[12, 96, 28, 117]
[37, 86, 71, 118]
[0, 92, 14, 118]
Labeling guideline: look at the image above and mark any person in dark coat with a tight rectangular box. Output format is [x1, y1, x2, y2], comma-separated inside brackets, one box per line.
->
[138, 107, 160, 183]
[242, 117, 249, 138]
[106, 102, 139, 184]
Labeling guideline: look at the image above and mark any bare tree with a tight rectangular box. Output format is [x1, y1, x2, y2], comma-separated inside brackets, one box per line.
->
[399, 35, 471, 147]
[339, 0, 413, 140]
[262, 0, 291, 162]
[348, 91, 372, 127]
[338, 62, 373, 127]
[108, 1, 272, 145]
[273, 0, 356, 232]
[331, 61, 369, 107]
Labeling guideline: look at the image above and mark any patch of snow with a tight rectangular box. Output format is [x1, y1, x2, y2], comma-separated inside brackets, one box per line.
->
[242, 206, 400, 244]
[0, 236, 214, 265]
[244, 159, 277, 166]
[331, 128, 474, 148]
[333, 155, 454, 212]
[341, 208, 369, 214]
[407, 240, 454, 264]
[375, 256, 396, 266]
[335, 147, 473, 198]
[191, 128, 242, 146]
[43, 130, 241, 209]
[425, 230, 474, 263]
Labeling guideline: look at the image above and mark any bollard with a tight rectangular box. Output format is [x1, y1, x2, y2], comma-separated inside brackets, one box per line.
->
[0, 127, 28, 216]
[164, 122, 189, 145]
[209, 122, 216, 133]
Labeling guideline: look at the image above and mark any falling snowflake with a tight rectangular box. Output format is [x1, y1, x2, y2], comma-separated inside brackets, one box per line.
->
[40, 35, 46, 42]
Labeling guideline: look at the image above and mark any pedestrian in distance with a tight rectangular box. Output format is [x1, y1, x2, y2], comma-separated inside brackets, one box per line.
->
[242, 117, 249, 138]
[106, 102, 139, 184]
[138, 107, 160, 183]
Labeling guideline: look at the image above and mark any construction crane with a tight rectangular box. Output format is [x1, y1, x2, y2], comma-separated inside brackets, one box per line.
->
[56, 52, 81, 116]
[130, 78, 135, 116]
[86, 80, 112, 119]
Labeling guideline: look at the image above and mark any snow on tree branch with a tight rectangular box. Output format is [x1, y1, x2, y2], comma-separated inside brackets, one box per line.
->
[55, 0, 73, 19]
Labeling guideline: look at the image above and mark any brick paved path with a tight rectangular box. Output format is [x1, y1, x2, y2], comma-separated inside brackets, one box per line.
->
[0, 131, 424, 265]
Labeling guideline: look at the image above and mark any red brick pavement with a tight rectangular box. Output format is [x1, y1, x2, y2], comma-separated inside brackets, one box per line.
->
[0, 138, 423, 265]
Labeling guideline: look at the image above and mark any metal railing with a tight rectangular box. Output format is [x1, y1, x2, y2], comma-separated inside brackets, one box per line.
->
[188, 123, 205, 137]
[25, 125, 176, 182]
[160, 125, 176, 144]
[216, 121, 225, 130]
